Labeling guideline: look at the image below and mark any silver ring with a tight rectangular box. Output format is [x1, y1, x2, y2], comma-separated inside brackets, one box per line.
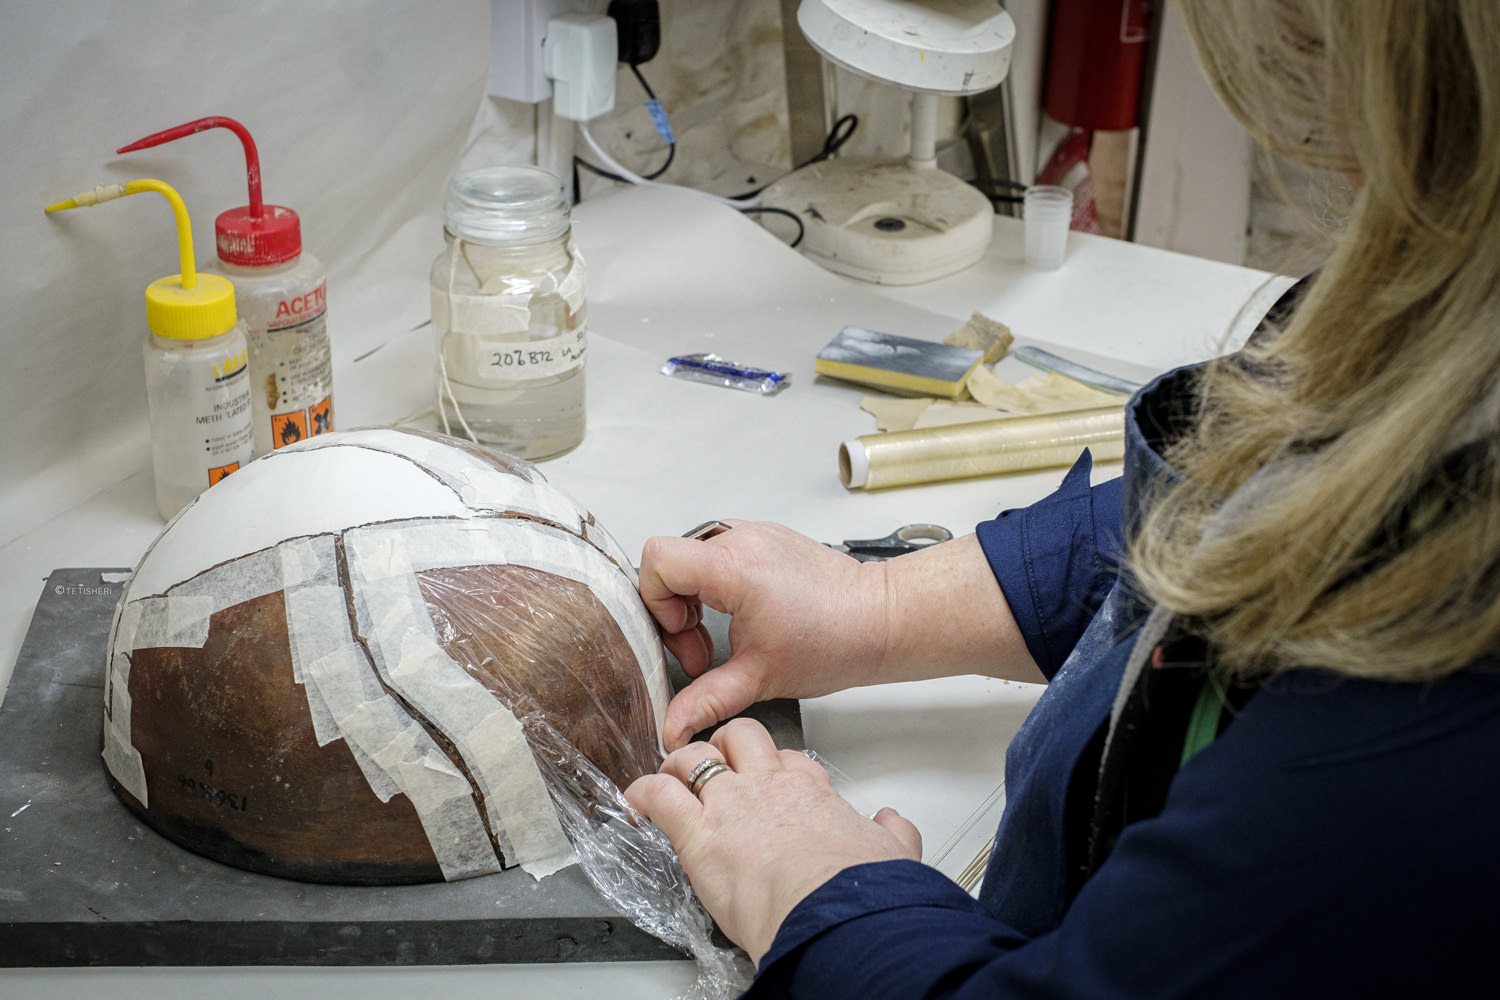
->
[687, 760, 732, 797]
[685, 756, 727, 787]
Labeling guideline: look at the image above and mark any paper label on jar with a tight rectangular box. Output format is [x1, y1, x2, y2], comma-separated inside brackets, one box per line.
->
[458, 326, 587, 382]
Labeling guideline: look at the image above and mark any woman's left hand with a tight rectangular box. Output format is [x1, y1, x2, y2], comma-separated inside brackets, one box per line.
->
[624, 717, 923, 964]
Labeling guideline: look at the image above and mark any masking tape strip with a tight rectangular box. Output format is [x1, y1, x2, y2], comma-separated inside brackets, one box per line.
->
[101, 591, 128, 757]
[114, 601, 142, 656]
[124, 595, 215, 650]
[302, 642, 501, 879]
[583, 519, 638, 585]
[303, 647, 407, 804]
[557, 251, 587, 315]
[276, 537, 338, 685]
[466, 709, 571, 879]
[279, 536, 326, 591]
[341, 537, 512, 852]
[432, 290, 533, 337]
[102, 605, 144, 800]
[348, 518, 670, 747]
[102, 647, 149, 806]
[107, 648, 134, 732]
[346, 535, 568, 872]
[104, 714, 148, 806]
[392, 629, 573, 879]
[160, 534, 338, 612]
[284, 585, 361, 748]
[281, 563, 507, 873]
[349, 534, 564, 868]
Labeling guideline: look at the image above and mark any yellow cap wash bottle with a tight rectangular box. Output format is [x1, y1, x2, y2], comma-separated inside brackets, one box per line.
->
[48, 180, 255, 520]
[120, 118, 333, 456]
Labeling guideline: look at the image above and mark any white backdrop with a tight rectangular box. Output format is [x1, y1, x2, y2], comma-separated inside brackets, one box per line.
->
[0, 1, 492, 547]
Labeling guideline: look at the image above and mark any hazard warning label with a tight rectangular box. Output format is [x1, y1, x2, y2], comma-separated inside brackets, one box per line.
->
[271, 410, 309, 449]
[308, 395, 333, 437]
[207, 462, 241, 486]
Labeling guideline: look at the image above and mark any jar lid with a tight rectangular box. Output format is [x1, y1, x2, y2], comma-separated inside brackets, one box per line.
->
[444, 166, 570, 245]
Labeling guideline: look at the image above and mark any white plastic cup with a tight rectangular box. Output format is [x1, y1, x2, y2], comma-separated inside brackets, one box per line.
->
[1024, 185, 1074, 270]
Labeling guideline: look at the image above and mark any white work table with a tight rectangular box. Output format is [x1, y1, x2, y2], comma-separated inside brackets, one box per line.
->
[1, 185, 1284, 999]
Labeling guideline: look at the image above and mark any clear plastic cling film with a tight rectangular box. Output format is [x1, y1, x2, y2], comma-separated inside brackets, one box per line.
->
[527, 717, 755, 999]
[415, 568, 754, 999]
[662, 353, 792, 396]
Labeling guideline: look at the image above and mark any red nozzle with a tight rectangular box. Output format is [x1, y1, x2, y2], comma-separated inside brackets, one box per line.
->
[118, 116, 300, 266]
[119, 116, 263, 220]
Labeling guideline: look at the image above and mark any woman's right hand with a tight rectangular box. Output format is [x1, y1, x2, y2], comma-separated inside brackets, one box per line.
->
[639, 520, 1041, 751]
[638, 519, 889, 751]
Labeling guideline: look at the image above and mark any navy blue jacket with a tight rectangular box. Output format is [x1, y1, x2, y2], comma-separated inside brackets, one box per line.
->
[747, 365, 1500, 998]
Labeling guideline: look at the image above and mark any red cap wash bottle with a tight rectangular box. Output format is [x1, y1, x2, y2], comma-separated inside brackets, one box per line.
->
[121, 117, 334, 456]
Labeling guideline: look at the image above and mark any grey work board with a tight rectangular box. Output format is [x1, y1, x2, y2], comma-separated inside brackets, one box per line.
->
[0, 568, 801, 967]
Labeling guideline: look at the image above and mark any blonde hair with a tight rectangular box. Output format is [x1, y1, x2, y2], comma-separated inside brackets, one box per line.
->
[1132, 0, 1500, 681]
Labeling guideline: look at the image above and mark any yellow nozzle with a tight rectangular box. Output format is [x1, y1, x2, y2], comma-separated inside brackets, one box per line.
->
[46, 178, 236, 339]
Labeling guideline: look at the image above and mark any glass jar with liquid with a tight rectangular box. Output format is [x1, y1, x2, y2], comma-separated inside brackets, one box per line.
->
[429, 166, 586, 460]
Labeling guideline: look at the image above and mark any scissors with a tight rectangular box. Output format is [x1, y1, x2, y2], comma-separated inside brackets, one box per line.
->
[828, 523, 953, 561]
[682, 520, 954, 562]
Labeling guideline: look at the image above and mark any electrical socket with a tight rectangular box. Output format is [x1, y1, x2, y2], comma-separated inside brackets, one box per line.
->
[543, 13, 617, 121]
[487, 0, 608, 104]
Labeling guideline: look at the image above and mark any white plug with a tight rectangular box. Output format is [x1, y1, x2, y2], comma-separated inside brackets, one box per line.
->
[543, 13, 617, 122]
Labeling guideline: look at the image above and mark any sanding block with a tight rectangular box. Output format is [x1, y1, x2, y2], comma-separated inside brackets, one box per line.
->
[815, 326, 984, 398]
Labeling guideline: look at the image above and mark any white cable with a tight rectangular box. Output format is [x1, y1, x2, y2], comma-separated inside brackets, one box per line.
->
[578, 122, 762, 209]
[437, 248, 481, 444]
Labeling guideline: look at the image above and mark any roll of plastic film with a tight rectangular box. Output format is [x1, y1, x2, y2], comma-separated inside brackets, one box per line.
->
[839, 405, 1126, 490]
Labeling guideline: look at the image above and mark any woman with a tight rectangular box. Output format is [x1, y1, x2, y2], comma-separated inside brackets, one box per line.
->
[626, 1, 1500, 994]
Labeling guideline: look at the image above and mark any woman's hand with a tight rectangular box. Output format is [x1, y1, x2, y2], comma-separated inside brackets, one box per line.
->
[639, 520, 890, 750]
[639, 522, 1041, 751]
[624, 717, 922, 964]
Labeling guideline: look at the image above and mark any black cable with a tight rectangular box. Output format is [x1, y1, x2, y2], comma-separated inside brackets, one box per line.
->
[803, 113, 859, 166]
[626, 64, 676, 179]
[970, 178, 1028, 193]
[738, 206, 805, 248]
[730, 114, 861, 200]
[969, 177, 1028, 205]
[572, 64, 675, 197]
[629, 62, 656, 100]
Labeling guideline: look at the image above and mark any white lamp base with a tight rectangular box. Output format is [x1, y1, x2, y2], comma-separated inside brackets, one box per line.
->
[760, 156, 995, 285]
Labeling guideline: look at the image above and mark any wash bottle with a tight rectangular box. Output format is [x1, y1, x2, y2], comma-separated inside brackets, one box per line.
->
[120, 117, 332, 456]
[47, 180, 255, 520]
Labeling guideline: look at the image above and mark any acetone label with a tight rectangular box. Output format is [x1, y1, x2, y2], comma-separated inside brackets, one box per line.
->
[250, 280, 335, 452]
[270, 284, 327, 331]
